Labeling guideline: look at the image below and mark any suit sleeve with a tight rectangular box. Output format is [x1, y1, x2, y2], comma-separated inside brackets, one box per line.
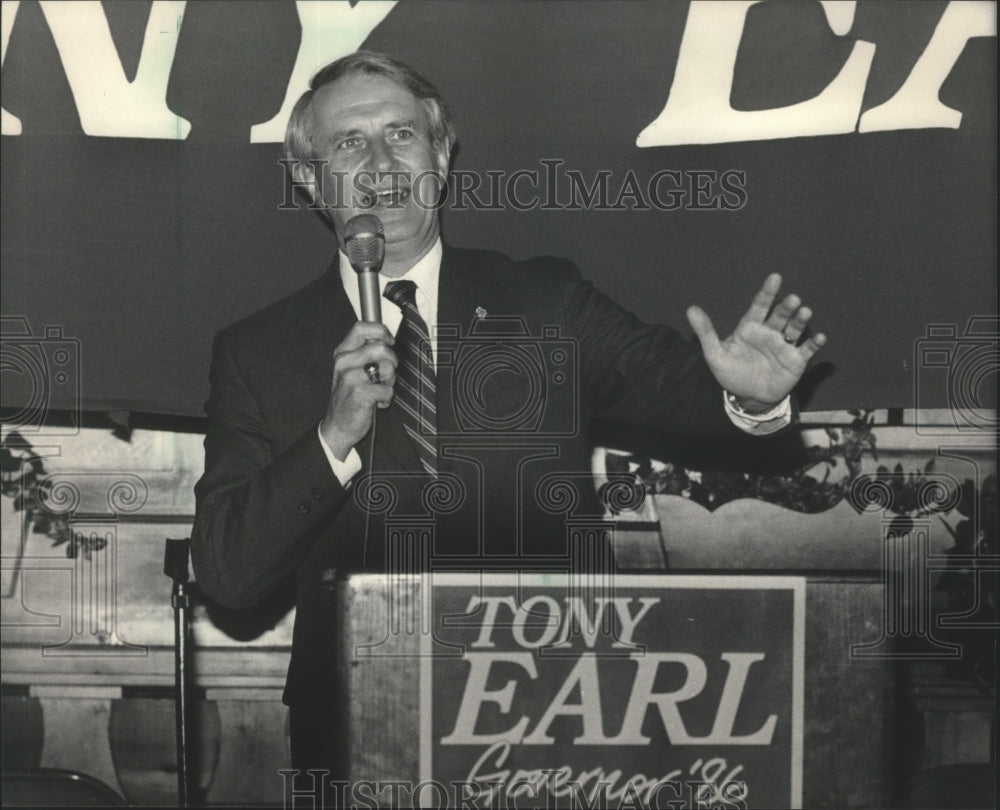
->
[557, 265, 742, 436]
[191, 330, 348, 609]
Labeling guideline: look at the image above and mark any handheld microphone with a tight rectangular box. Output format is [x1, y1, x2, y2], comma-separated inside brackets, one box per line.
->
[344, 214, 385, 323]
[344, 214, 385, 383]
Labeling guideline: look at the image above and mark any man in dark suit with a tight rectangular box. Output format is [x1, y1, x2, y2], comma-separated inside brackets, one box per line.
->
[191, 52, 825, 773]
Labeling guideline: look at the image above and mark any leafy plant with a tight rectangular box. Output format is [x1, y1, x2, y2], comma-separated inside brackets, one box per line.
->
[607, 410, 996, 694]
[608, 409, 880, 513]
[0, 430, 102, 560]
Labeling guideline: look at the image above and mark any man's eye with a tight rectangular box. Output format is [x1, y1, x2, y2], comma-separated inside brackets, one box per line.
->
[390, 129, 414, 142]
[338, 137, 363, 150]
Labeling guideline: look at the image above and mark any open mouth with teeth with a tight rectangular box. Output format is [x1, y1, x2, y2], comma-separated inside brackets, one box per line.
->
[360, 187, 411, 209]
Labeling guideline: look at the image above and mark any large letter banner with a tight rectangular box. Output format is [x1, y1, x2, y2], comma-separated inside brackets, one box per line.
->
[421, 575, 805, 809]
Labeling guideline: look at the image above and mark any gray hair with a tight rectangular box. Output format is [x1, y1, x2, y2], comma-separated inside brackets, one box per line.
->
[284, 51, 455, 166]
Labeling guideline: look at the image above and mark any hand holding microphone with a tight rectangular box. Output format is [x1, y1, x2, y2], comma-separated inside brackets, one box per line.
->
[319, 215, 397, 459]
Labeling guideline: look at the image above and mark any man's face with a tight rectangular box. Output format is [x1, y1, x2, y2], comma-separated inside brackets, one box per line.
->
[307, 73, 449, 275]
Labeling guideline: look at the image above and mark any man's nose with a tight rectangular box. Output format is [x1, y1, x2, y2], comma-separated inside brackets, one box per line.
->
[366, 139, 395, 173]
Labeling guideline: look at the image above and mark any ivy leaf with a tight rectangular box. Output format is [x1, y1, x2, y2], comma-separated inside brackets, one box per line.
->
[956, 479, 976, 518]
[3, 431, 30, 449]
[687, 481, 710, 509]
[605, 453, 631, 476]
[0, 449, 22, 473]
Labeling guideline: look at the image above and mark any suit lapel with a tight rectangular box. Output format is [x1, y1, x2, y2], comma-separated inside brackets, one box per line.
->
[306, 267, 354, 382]
[437, 244, 483, 334]
[435, 246, 486, 466]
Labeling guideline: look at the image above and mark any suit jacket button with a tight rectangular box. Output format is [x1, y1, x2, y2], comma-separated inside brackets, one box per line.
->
[311, 487, 324, 500]
[298, 502, 310, 515]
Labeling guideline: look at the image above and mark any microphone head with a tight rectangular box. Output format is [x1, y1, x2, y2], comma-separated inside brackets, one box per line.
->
[344, 214, 385, 272]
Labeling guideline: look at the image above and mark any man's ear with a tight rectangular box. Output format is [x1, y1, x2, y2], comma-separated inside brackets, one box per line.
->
[290, 159, 320, 206]
[435, 142, 453, 180]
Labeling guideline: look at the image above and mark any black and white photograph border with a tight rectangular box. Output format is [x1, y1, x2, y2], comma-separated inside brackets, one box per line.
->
[1, 2, 995, 808]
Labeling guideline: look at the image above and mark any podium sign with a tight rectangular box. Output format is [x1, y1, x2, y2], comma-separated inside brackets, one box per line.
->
[419, 574, 804, 809]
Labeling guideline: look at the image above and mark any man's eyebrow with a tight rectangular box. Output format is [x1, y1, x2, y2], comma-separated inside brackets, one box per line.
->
[327, 127, 364, 142]
[326, 120, 420, 142]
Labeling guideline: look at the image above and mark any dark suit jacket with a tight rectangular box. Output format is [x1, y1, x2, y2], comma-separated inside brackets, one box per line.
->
[191, 244, 741, 704]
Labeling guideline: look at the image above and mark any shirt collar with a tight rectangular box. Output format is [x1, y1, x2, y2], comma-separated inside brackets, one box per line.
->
[338, 238, 442, 311]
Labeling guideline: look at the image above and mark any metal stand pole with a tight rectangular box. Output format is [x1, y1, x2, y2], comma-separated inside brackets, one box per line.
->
[164, 537, 192, 807]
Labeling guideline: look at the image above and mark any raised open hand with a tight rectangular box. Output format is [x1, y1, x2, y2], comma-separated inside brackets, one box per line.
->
[686, 273, 826, 412]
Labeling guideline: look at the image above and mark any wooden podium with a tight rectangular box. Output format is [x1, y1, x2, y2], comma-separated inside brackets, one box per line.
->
[331, 572, 894, 809]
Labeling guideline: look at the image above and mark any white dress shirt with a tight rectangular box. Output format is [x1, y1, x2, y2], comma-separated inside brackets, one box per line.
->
[319, 238, 790, 484]
[338, 239, 442, 369]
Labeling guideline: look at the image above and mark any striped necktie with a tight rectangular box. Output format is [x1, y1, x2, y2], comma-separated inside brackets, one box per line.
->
[384, 280, 437, 475]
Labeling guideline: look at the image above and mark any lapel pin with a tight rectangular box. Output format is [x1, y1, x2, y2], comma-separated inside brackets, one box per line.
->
[475, 306, 487, 319]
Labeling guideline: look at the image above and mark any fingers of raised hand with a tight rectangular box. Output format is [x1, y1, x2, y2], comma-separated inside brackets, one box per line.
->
[779, 304, 812, 344]
[764, 294, 803, 333]
[686, 305, 720, 349]
[800, 331, 827, 360]
[744, 273, 783, 323]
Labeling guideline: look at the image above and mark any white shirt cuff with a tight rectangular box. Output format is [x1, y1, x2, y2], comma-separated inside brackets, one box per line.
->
[317, 424, 363, 486]
[723, 392, 792, 436]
